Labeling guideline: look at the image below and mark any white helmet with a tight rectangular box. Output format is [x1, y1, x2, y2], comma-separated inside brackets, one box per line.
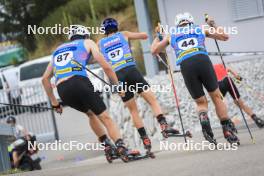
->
[175, 12, 194, 26]
[68, 25, 90, 40]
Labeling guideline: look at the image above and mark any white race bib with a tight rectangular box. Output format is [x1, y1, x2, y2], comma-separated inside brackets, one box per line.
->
[108, 48, 124, 61]
[54, 51, 73, 66]
[178, 38, 198, 50]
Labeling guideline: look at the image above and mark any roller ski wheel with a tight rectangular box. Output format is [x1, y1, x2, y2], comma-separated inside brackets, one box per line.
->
[106, 155, 113, 163]
[116, 146, 129, 163]
[104, 145, 118, 163]
[146, 151, 155, 159]
[127, 150, 155, 161]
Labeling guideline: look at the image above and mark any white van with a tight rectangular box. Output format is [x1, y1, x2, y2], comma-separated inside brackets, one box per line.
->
[18, 56, 55, 107]
[0, 71, 9, 107]
[18, 55, 105, 108]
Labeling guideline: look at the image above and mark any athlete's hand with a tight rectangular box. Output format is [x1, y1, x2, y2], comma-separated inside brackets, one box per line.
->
[235, 75, 243, 81]
[206, 16, 216, 27]
[52, 102, 63, 114]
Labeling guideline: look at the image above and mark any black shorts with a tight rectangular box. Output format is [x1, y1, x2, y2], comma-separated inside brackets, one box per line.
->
[180, 54, 218, 99]
[57, 75, 106, 115]
[218, 77, 240, 100]
[116, 66, 150, 102]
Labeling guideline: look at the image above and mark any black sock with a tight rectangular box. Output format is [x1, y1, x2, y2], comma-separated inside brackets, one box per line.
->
[98, 134, 108, 143]
[220, 119, 230, 125]
[137, 127, 147, 138]
[157, 114, 166, 124]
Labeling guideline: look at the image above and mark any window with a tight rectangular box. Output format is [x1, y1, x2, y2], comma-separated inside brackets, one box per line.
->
[231, 0, 264, 21]
[20, 62, 49, 81]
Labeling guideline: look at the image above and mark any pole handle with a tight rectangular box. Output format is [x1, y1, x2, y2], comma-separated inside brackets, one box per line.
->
[204, 13, 209, 22]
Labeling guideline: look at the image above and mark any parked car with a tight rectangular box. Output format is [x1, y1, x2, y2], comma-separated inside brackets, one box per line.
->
[0, 66, 17, 116]
[18, 56, 56, 111]
[0, 70, 9, 107]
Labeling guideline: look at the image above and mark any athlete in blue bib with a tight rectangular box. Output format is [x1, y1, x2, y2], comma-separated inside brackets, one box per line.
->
[151, 13, 239, 144]
[52, 39, 91, 82]
[42, 25, 131, 162]
[99, 18, 180, 155]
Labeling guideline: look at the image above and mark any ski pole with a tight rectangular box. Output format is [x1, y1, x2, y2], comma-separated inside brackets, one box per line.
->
[205, 14, 255, 143]
[71, 59, 111, 86]
[0, 102, 54, 111]
[156, 54, 187, 143]
[230, 76, 264, 102]
[155, 24, 187, 142]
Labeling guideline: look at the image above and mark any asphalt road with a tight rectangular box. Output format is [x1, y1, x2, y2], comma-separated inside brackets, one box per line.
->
[15, 124, 264, 176]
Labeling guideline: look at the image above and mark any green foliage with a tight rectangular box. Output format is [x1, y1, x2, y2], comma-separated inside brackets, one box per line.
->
[1, 0, 159, 74]
[0, 0, 69, 51]
[32, 0, 133, 57]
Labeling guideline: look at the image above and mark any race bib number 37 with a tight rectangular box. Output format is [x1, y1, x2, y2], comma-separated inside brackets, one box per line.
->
[178, 38, 198, 50]
[54, 51, 73, 66]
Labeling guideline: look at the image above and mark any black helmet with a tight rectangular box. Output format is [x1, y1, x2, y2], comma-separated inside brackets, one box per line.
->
[102, 18, 118, 35]
[6, 116, 16, 124]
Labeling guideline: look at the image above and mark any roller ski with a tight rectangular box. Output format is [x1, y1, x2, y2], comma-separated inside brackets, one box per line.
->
[141, 136, 155, 159]
[199, 112, 217, 145]
[104, 139, 119, 163]
[105, 148, 154, 163]
[104, 139, 129, 163]
[222, 120, 240, 145]
[160, 120, 192, 138]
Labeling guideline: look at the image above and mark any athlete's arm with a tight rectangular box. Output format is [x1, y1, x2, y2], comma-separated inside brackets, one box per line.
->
[122, 31, 148, 40]
[85, 39, 119, 85]
[42, 62, 62, 113]
[151, 36, 170, 55]
[12, 151, 20, 168]
[204, 17, 229, 41]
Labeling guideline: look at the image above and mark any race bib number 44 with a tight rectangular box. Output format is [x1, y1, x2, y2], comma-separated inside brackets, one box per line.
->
[108, 48, 124, 61]
[54, 51, 73, 66]
[178, 38, 198, 50]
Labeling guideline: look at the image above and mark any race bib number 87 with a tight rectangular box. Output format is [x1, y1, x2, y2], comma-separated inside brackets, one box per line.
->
[54, 51, 73, 66]
[108, 48, 124, 61]
[178, 38, 198, 50]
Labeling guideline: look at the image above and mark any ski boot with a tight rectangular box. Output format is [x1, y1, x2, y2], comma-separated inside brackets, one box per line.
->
[252, 115, 264, 128]
[159, 121, 180, 138]
[222, 121, 240, 145]
[199, 112, 217, 145]
[229, 120, 238, 133]
[103, 139, 118, 163]
[141, 136, 155, 158]
[115, 139, 130, 163]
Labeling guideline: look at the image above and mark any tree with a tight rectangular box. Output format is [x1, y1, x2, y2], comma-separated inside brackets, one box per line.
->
[0, 0, 69, 51]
